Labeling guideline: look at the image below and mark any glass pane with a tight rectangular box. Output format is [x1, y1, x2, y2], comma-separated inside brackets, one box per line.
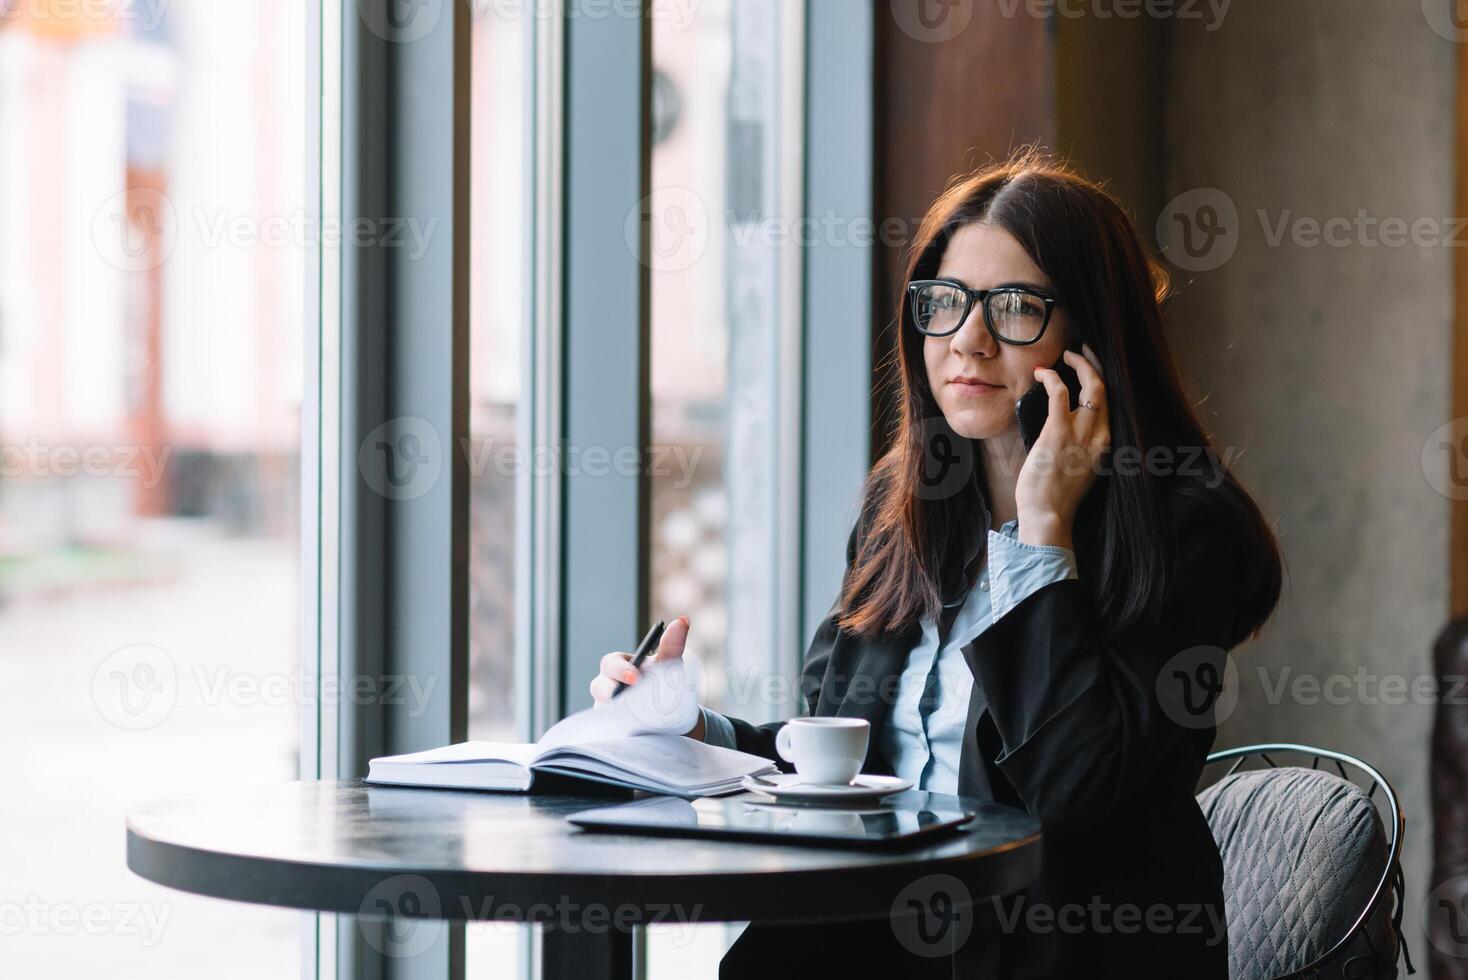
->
[465, 1, 528, 973]
[466, 0, 524, 747]
[648, 0, 802, 975]
[0, 3, 306, 977]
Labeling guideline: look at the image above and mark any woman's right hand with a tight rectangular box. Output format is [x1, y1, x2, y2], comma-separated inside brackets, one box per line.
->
[589, 614, 705, 740]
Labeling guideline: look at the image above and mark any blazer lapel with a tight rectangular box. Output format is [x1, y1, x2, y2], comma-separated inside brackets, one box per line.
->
[958, 631, 1026, 806]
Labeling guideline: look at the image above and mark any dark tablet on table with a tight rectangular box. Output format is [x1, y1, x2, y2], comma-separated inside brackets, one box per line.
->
[566, 793, 976, 848]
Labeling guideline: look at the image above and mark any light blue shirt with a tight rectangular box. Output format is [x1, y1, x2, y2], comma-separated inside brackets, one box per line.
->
[700, 516, 1077, 796]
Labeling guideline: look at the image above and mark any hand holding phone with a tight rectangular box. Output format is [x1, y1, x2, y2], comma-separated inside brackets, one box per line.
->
[1010, 343, 1110, 549]
[1015, 346, 1085, 451]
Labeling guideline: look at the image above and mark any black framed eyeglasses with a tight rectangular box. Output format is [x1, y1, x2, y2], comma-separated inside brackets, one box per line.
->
[907, 279, 1059, 346]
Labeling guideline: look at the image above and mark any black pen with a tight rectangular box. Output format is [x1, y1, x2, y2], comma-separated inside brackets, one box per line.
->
[610, 620, 666, 698]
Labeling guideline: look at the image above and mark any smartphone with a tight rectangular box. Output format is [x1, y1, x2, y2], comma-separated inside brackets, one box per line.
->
[1015, 350, 1084, 451]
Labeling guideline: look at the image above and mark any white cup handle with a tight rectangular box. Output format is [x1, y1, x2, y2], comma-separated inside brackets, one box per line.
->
[775, 724, 796, 764]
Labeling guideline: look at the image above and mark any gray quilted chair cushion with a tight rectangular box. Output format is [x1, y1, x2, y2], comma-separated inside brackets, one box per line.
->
[1197, 766, 1398, 979]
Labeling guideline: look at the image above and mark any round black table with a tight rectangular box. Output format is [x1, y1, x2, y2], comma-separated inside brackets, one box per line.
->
[126, 779, 1041, 978]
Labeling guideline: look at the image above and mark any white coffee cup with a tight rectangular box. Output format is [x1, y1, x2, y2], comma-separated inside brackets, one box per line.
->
[774, 717, 869, 785]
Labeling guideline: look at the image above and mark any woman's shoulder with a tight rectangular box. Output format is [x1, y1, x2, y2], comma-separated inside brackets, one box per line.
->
[1157, 472, 1283, 642]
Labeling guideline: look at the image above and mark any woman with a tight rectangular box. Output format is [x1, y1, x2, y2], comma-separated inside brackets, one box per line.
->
[590, 151, 1283, 978]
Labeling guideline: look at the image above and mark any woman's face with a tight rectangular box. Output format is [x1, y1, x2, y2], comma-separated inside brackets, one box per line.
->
[922, 222, 1072, 441]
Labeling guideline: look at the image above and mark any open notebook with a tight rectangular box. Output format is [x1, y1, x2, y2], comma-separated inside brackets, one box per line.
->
[366, 733, 778, 798]
[366, 653, 779, 798]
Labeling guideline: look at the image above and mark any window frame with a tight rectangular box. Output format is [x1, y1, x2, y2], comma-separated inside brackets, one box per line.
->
[323, 0, 474, 976]
[306, 1, 875, 978]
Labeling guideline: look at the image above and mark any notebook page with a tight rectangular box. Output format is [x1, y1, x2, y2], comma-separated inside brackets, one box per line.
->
[535, 650, 704, 753]
[535, 733, 776, 791]
[373, 741, 541, 767]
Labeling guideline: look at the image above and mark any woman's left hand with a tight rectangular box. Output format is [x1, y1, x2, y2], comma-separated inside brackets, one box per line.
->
[1015, 343, 1110, 550]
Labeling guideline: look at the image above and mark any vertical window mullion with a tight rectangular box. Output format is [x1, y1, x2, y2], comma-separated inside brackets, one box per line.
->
[521, 4, 568, 746]
[800, 0, 874, 646]
[335, 0, 471, 976]
[305, 0, 338, 976]
[560, 0, 653, 718]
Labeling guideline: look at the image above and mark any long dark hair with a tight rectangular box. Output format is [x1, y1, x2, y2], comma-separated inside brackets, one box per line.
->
[837, 150, 1282, 641]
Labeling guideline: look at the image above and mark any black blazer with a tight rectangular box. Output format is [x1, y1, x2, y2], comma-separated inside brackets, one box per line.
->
[721, 479, 1251, 978]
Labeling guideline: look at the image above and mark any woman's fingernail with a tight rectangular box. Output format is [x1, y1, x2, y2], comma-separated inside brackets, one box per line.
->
[624, 670, 637, 683]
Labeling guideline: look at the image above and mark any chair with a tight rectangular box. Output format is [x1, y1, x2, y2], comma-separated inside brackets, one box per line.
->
[1197, 743, 1413, 979]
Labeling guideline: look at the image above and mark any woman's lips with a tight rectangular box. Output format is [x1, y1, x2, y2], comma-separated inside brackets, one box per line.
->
[948, 379, 1003, 396]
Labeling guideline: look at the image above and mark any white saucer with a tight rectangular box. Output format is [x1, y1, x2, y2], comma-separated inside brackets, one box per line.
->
[739, 772, 913, 806]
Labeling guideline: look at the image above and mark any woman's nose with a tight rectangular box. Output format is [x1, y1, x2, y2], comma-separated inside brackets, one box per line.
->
[949, 305, 997, 359]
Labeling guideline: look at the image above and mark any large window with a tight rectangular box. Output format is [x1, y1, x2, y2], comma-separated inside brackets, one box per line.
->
[0, 2, 307, 977]
[648, 0, 804, 722]
[646, 1, 806, 976]
[467, 0, 527, 751]
[2, 1, 868, 976]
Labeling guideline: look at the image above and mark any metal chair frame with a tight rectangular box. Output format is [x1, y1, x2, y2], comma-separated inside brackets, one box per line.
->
[1201, 742, 1411, 980]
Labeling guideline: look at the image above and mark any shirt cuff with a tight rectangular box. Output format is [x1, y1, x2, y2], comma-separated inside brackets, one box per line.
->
[987, 528, 1079, 624]
[700, 707, 739, 750]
